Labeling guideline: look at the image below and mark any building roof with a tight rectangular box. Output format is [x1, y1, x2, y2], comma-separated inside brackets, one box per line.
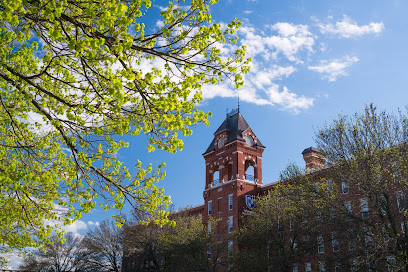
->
[203, 111, 265, 154]
[302, 146, 324, 155]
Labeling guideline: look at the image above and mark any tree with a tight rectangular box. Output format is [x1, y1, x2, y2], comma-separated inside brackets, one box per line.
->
[82, 220, 124, 272]
[19, 232, 90, 272]
[233, 164, 335, 272]
[122, 209, 163, 271]
[122, 210, 226, 272]
[315, 104, 408, 270]
[0, 0, 249, 253]
[158, 214, 226, 272]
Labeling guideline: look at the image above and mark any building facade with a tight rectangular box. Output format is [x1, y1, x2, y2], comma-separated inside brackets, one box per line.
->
[124, 109, 408, 271]
[186, 110, 406, 272]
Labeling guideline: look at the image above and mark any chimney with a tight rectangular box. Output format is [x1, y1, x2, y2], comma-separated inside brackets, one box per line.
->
[302, 147, 326, 169]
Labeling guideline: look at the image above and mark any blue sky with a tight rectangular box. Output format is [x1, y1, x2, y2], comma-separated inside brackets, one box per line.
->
[84, 0, 407, 229]
[67, 0, 408, 231]
[7, 0, 408, 268]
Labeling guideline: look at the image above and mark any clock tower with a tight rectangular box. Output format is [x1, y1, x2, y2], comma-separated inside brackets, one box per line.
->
[202, 109, 265, 246]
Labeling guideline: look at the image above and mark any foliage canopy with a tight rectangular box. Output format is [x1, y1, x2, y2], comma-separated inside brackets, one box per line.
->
[0, 0, 249, 255]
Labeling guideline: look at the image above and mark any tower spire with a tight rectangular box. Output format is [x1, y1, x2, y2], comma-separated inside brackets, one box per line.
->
[238, 92, 240, 113]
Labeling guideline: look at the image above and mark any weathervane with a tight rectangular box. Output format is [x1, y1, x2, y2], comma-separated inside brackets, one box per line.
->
[238, 91, 240, 112]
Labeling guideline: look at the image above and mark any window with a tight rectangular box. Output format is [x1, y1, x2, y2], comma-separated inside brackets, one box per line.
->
[218, 137, 225, 148]
[369, 260, 377, 272]
[402, 222, 407, 236]
[292, 263, 298, 272]
[228, 216, 233, 233]
[332, 232, 339, 252]
[342, 181, 349, 194]
[387, 256, 396, 272]
[349, 238, 356, 251]
[267, 241, 272, 257]
[364, 227, 373, 247]
[314, 183, 320, 193]
[278, 217, 284, 231]
[348, 230, 356, 251]
[302, 217, 308, 228]
[380, 195, 387, 216]
[334, 263, 341, 272]
[228, 265, 233, 272]
[344, 201, 352, 221]
[317, 235, 324, 253]
[305, 263, 312, 272]
[207, 243, 211, 258]
[208, 222, 212, 234]
[228, 240, 233, 257]
[217, 198, 222, 213]
[319, 262, 326, 272]
[327, 180, 333, 191]
[208, 201, 212, 215]
[396, 191, 407, 213]
[360, 198, 369, 219]
[350, 259, 359, 272]
[316, 210, 322, 223]
[228, 194, 233, 210]
[213, 171, 220, 186]
[303, 236, 310, 255]
[329, 205, 336, 219]
[291, 238, 297, 251]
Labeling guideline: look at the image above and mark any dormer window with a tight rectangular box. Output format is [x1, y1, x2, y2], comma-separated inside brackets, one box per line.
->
[218, 137, 225, 148]
[245, 135, 254, 147]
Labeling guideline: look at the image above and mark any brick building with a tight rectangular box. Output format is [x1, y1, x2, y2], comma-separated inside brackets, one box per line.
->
[124, 109, 407, 271]
[183, 109, 407, 272]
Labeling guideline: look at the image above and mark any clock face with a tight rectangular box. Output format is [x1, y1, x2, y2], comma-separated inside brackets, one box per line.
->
[245, 135, 254, 146]
[218, 137, 225, 148]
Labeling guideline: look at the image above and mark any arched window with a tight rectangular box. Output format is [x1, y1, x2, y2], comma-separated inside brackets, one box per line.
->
[213, 171, 220, 186]
[245, 164, 255, 181]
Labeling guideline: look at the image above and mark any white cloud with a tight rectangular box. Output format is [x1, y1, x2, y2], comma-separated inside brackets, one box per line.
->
[316, 15, 384, 38]
[265, 85, 314, 113]
[243, 10, 253, 14]
[308, 55, 359, 81]
[87, 221, 100, 226]
[239, 23, 315, 63]
[201, 64, 313, 114]
[154, 5, 167, 12]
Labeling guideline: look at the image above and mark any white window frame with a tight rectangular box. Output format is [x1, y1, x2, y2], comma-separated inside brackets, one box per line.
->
[228, 194, 233, 210]
[334, 263, 341, 272]
[396, 191, 406, 213]
[305, 263, 312, 272]
[351, 259, 359, 272]
[332, 232, 339, 252]
[228, 216, 233, 233]
[317, 235, 324, 254]
[208, 200, 212, 216]
[319, 262, 326, 272]
[387, 256, 396, 272]
[360, 198, 369, 219]
[344, 201, 352, 221]
[207, 243, 211, 258]
[342, 181, 349, 194]
[327, 180, 333, 191]
[292, 263, 298, 272]
[291, 238, 297, 251]
[228, 240, 233, 257]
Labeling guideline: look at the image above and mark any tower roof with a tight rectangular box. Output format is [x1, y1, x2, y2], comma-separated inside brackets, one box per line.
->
[203, 111, 265, 154]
